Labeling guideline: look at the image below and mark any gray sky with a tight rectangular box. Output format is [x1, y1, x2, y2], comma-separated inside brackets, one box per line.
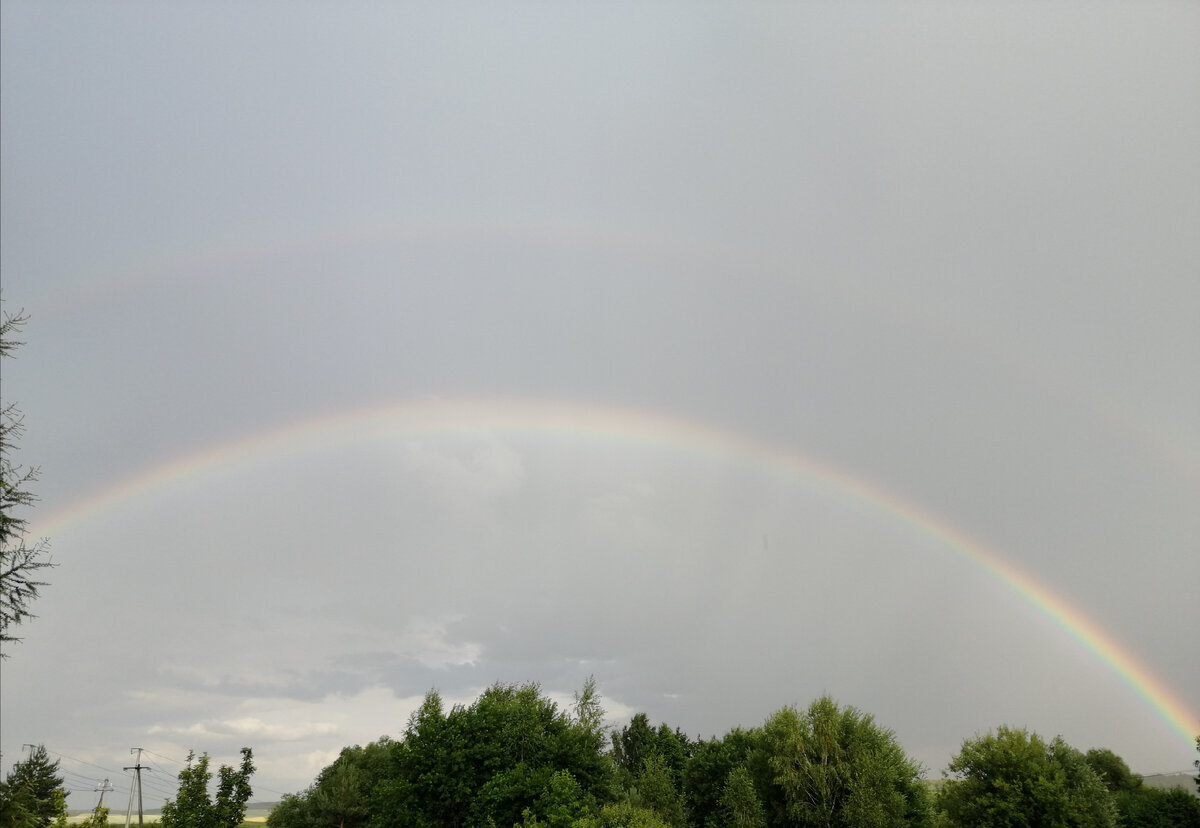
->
[2, 1, 1197, 809]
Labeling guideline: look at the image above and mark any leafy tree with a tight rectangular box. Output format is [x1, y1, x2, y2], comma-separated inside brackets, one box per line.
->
[1, 309, 55, 653]
[628, 754, 686, 828]
[0, 745, 67, 827]
[938, 727, 1116, 828]
[518, 769, 592, 828]
[757, 696, 932, 827]
[573, 675, 607, 739]
[613, 714, 658, 782]
[352, 681, 615, 828]
[1195, 734, 1199, 794]
[1084, 748, 1142, 793]
[611, 715, 693, 790]
[574, 801, 674, 828]
[680, 728, 760, 828]
[267, 792, 318, 828]
[1113, 785, 1200, 828]
[160, 748, 255, 828]
[715, 765, 766, 828]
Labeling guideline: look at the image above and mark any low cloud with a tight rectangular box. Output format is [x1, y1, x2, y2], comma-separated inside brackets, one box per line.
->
[149, 718, 342, 742]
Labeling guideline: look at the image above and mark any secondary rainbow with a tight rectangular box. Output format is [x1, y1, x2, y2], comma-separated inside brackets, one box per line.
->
[29, 397, 1198, 747]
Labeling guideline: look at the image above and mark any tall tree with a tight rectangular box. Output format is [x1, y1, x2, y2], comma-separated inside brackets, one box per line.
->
[757, 695, 932, 828]
[938, 727, 1116, 828]
[358, 681, 615, 828]
[681, 729, 760, 828]
[0, 309, 54, 653]
[715, 765, 766, 828]
[1085, 748, 1142, 793]
[159, 748, 255, 828]
[629, 754, 686, 828]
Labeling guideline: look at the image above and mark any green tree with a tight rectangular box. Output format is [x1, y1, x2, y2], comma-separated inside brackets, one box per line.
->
[311, 761, 367, 828]
[757, 696, 932, 828]
[573, 675, 607, 739]
[938, 727, 1116, 828]
[1084, 748, 1142, 793]
[628, 754, 685, 828]
[160, 748, 255, 828]
[574, 801, 674, 828]
[518, 769, 593, 828]
[1, 309, 55, 654]
[267, 792, 318, 828]
[362, 681, 615, 828]
[0, 745, 67, 827]
[0, 780, 39, 828]
[680, 728, 760, 828]
[1194, 734, 1199, 794]
[611, 715, 692, 792]
[1113, 786, 1200, 828]
[716, 765, 766, 828]
[613, 714, 657, 782]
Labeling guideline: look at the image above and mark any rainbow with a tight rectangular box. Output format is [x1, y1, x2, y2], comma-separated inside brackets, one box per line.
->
[29, 396, 1198, 747]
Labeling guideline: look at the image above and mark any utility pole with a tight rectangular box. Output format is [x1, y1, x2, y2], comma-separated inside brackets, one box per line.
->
[123, 748, 150, 828]
[93, 778, 114, 823]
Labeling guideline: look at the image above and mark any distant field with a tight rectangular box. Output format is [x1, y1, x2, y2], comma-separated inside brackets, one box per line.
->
[64, 816, 264, 820]
[65, 803, 275, 825]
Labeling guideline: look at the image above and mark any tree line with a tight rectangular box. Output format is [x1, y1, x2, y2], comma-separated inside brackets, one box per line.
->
[263, 678, 1200, 828]
[0, 681, 1196, 828]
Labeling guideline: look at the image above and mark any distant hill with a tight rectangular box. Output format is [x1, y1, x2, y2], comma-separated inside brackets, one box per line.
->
[1141, 772, 1200, 796]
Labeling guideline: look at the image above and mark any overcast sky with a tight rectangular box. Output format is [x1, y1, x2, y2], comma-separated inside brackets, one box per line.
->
[2, 1, 1197, 810]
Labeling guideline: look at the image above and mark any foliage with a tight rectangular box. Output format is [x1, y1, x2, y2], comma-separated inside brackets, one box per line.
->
[715, 765, 766, 828]
[1195, 734, 1199, 794]
[573, 801, 674, 828]
[611, 715, 693, 791]
[271, 680, 615, 828]
[160, 748, 256, 828]
[1114, 786, 1200, 828]
[267, 681, 1190, 828]
[518, 770, 592, 828]
[938, 727, 1116, 828]
[627, 754, 686, 828]
[0, 308, 55, 654]
[573, 676, 607, 740]
[0, 745, 67, 827]
[1088, 743, 1200, 828]
[756, 695, 932, 827]
[680, 728, 760, 827]
[0, 781, 42, 828]
[1084, 748, 1143, 793]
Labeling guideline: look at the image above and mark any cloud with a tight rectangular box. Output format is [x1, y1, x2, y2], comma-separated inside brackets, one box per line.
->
[395, 434, 526, 506]
[149, 718, 341, 742]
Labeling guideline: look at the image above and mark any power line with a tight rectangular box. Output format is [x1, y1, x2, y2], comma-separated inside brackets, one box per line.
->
[43, 748, 124, 777]
[139, 748, 188, 769]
